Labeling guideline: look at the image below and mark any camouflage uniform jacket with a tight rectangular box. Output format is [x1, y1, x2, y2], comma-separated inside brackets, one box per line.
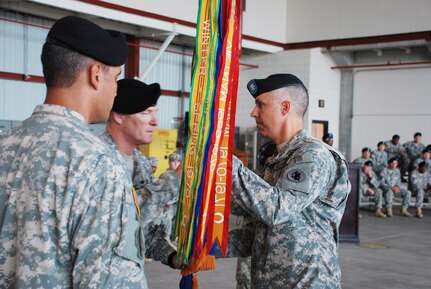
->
[229, 130, 350, 289]
[380, 167, 402, 188]
[371, 150, 388, 174]
[385, 141, 405, 160]
[413, 157, 431, 173]
[403, 141, 425, 162]
[410, 170, 431, 191]
[0, 105, 147, 288]
[353, 157, 370, 165]
[101, 132, 179, 262]
[359, 170, 381, 195]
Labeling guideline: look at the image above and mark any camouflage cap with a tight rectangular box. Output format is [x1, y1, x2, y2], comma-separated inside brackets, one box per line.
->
[169, 153, 183, 162]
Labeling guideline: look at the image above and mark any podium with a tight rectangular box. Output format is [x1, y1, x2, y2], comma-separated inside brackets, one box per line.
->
[339, 163, 361, 243]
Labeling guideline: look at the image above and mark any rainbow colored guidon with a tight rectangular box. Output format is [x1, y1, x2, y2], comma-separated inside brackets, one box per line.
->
[174, 0, 241, 287]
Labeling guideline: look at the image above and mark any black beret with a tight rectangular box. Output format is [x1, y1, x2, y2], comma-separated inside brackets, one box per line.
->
[112, 78, 161, 114]
[423, 148, 431, 154]
[247, 73, 306, 98]
[322, 132, 333, 140]
[389, 157, 399, 163]
[47, 16, 128, 66]
[418, 161, 428, 168]
[414, 132, 422, 137]
[377, 141, 384, 147]
[364, 160, 373, 167]
[362, 147, 372, 153]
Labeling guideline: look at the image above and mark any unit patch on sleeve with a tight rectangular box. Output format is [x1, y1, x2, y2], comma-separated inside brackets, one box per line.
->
[287, 169, 306, 183]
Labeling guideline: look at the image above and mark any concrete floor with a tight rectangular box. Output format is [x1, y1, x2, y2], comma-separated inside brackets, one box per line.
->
[145, 207, 431, 289]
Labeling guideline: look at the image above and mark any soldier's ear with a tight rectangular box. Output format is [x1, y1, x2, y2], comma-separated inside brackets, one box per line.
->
[281, 100, 290, 116]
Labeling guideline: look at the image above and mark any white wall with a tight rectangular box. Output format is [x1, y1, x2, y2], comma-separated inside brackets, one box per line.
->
[351, 67, 431, 161]
[104, 0, 287, 43]
[0, 79, 45, 120]
[307, 49, 341, 148]
[285, 0, 431, 43]
[235, 49, 311, 132]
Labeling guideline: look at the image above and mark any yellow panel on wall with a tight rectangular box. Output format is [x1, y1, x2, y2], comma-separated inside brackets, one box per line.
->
[138, 128, 178, 177]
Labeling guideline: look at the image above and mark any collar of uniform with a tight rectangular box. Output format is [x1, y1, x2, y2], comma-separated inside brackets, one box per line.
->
[268, 130, 307, 163]
[33, 104, 86, 124]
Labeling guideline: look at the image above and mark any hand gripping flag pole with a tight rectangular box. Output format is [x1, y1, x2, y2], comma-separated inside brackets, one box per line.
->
[175, 0, 241, 287]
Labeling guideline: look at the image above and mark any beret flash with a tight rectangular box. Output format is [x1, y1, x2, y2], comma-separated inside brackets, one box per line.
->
[47, 16, 128, 66]
[112, 78, 161, 114]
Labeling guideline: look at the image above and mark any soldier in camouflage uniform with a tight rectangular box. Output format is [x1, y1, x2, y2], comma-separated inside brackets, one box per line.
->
[359, 161, 387, 217]
[353, 147, 372, 165]
[158, 152, 183, 244]
[322, 132, 334, 146]
[410, 161, 431, 218]
[412, 148, 431, 173]
[380, 157, 412, 217]
[371, 141, 388, 176]
[103, 79, 182, 265]
[0, 16, 152, 288]
[225, 74, 350, 289]
[385, 134, 408, 179]
[403, 132, 426, 172]
[149, 157, 159, 174]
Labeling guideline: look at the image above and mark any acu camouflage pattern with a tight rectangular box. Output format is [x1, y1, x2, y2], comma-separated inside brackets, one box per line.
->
[403, 141, 425, 163]
[359, 169, 384, 209]
[101, 132, 180, 262]
[410, 169, 431, 208]
[229, 130, 351, 289]
[158, 169, 181, 239]
[352, 157, 370, 166]
[413, 157, 431, 173]
[371, 150, 388, 175]
[380, 167, 411, 207]
[0, 105, 147, 288]
[385, 140, 405, 160]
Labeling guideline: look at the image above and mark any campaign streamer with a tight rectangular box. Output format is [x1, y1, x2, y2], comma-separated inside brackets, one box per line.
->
[175, 0, 241, 288]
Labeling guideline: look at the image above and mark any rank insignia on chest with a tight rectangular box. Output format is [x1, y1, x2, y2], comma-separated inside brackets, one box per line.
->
[287, 169, 306, 183]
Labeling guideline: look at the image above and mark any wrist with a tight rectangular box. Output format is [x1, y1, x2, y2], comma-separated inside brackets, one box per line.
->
[168, 251, 177, 269]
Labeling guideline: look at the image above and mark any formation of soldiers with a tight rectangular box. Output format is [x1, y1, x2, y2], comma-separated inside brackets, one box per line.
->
[354, 132, 431, 218]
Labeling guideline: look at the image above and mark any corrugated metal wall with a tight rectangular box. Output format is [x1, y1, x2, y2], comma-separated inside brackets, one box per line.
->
[0, 11, 48, 120]
[139, 39, 192, 129]
[0, 12, 191, 129]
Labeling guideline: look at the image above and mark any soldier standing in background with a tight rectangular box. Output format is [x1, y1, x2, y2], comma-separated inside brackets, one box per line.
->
[159, 152, 183, 246]
[322, 132, 334, 146]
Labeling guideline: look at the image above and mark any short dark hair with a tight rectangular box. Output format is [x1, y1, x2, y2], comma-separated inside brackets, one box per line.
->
[41, 42, 95, 88]
[285, 86, 309, 117]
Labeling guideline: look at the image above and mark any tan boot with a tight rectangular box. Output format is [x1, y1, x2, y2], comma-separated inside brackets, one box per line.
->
[416, 207, 423, 219]
[375, 209, 387, 218]
[400, 207, 412, 217]
[386, 207, 393, 217]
